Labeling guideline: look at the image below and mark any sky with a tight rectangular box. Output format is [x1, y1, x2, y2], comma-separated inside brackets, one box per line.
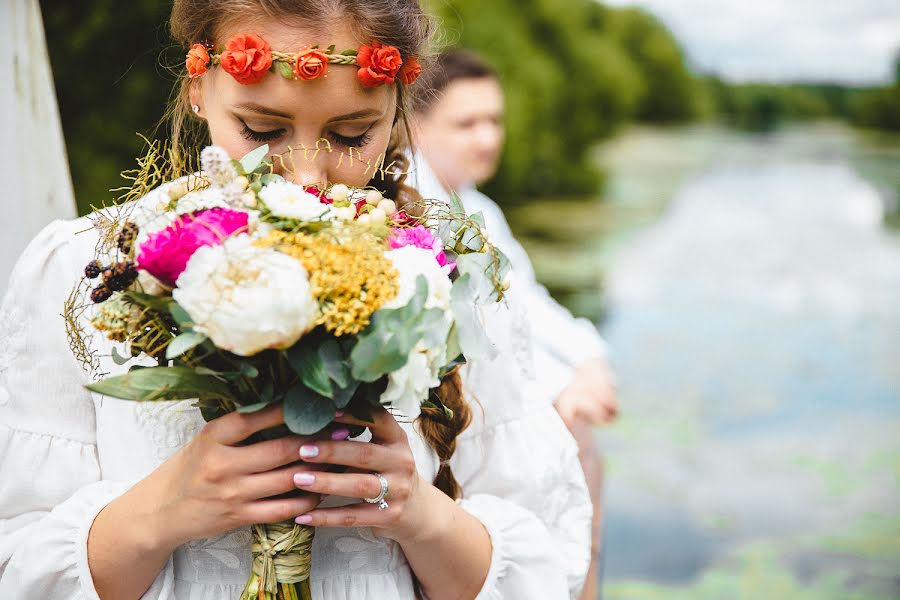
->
[603, 0, 900, 85]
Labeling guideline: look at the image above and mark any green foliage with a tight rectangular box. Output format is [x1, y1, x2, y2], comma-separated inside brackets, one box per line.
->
[40, 0, 179, 215]
[425, 0, 702, 202]
[852, 54, 900, 131]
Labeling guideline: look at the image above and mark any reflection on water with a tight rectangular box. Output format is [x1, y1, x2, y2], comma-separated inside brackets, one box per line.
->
[507, 123, 900, 599]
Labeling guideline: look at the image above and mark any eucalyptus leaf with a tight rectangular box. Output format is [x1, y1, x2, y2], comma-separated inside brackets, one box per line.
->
[86, 366, 237, 404]
[111, 347, 130, 366]
[165, 331, 207, 360]
[282, 383, 336, 435]
[450, 273, 498, 361]
[285, 346, 333, 398]
[236, 401, 273, 414]
[167, 301, 194, 328]
[239, 144, 269, 174]
[319, 339, 350, 388]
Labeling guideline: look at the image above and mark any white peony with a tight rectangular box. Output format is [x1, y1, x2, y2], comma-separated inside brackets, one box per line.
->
[383, 246, 453, 311]
[380, 341, 443, 419]
[174, 188, 230, 215]
[259, 181, 334, 222]
[173, 235, 319, 356]
[200, 146, 238, 186]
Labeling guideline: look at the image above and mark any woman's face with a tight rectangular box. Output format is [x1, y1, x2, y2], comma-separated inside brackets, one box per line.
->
[191, 18, 397, 187]
[413, 77, 505, 191]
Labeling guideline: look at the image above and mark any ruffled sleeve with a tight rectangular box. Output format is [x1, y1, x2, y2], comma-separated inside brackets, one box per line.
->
[0, 219, 174, 598]
[453, 301, 593, 599]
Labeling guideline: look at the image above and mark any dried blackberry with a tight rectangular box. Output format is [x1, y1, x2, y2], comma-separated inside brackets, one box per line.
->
[117, 221, 139, 255]
[84, 260, 103, 279]
[104, 261, 139, 292]
[90, 285, 112, 303]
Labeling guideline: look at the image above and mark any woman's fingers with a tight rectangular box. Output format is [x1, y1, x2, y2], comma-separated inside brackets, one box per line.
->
[204, 403, 289, 446]
[298, 438, 405, 472]
[243, 494, 323, 525]
[239, 462, 331, 500]
[234, 425, 348, 474]
[292, 470, 388, 500]
[294, 504, 392, 528]
[334, 406, 405, 444]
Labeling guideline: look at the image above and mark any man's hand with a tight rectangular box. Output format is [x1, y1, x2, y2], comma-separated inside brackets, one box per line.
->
[553, 358, 618, 429]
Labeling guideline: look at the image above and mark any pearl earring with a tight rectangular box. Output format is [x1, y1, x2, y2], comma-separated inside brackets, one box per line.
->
[191, 104, 200, 114]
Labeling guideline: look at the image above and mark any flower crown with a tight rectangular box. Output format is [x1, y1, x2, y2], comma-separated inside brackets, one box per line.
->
[186, 33, 422, 88]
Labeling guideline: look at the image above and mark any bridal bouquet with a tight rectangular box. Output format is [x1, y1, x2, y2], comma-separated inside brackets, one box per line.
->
[66, 144, 508, 600]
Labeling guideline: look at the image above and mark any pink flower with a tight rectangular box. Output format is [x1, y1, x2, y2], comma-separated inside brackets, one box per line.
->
[136, 208, 250, 286]
[388, 225, 456, 274]
[305, 186, 331, 204]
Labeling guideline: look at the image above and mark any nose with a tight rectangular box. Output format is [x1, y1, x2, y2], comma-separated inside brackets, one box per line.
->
[275, 140, 330, 187]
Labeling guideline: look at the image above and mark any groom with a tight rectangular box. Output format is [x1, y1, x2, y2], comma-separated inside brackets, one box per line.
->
[410, 49, 618, 599]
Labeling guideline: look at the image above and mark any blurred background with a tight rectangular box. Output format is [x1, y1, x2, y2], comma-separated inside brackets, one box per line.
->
[16, 0, 900, 597]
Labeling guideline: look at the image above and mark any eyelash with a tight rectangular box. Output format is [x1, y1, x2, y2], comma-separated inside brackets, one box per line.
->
[238, 120, 372, 148]
[240, 121, 285, 143]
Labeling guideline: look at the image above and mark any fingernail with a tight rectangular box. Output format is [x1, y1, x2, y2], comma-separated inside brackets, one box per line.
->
[295, 514, 313, 525]
[299, 444, 319, 459]
[294, 473, 316, 486]
[331, 428, 350, 441]
[335, 410, 345, 417]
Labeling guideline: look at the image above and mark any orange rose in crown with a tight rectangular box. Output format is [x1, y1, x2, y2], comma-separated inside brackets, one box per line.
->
[219, 33, 273, 85]
[185, 43, 210, 79]
[295, 47, 329, 81]
[357, 40, 403, 87]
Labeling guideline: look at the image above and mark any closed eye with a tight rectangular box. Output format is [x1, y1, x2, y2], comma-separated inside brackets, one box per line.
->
[239, 120, 286, 143]
[328, 130, 372, 148]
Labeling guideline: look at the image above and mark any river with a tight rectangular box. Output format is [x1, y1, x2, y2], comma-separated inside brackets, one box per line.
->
[506, 122, 900, 600]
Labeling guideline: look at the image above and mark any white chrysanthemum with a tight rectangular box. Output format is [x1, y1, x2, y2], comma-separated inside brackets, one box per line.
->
[200, 146, 238, 186]
[173, 235, 318, 356]
[259, 181, 335, 222]
[175, 188, 230, 215]
[380, 341, 443, 419]
[383, 246, 452, 311]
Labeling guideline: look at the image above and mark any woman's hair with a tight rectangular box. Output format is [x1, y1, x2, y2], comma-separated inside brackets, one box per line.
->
[412, 49, 498, 114]
[168, 0, 471, 499]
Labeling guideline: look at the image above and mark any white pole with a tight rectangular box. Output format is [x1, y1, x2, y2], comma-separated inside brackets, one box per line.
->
[0, 0, 76, 293]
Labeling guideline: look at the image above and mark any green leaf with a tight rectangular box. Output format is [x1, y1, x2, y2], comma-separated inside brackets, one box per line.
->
[239, 144, 269, 173]
[165, 331, 207, 360]
[167, 301, 194, 328]
[111, 347, 130, 365]
[331, 378, 360, 409]
[326, 44, 336, 54]
[282, 383, 336, 435]
[121, 291, 170, 313]
[450, 273, 498, 361]
[350, 277, 427, 381]
[236, 401, 272, 414]
[340, 49, 358, 56]
[276, 60, 294, 80]
[260, 173, 285, 186]
[285, 345, 333, 398]
[319, 340, 350, 388]
[86, 366, 237, 404]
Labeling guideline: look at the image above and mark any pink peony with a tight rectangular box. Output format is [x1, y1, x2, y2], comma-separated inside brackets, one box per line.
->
[388, 225, 456, 274]
[136, 208, 249, 286]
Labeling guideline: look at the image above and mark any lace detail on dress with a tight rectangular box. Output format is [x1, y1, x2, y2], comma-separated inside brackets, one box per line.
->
[173, 528, 254, 585]
[134, 399, 206, 461]
[0, 302, 26, 374]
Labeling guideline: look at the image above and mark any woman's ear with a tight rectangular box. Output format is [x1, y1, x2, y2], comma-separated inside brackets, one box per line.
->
[188, 82, 205, 119]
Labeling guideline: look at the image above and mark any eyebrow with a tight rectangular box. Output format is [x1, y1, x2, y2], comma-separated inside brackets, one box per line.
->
[234, 103, 382, 122]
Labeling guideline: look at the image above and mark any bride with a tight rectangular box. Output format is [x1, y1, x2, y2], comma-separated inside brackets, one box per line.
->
[0, 1, 592, 598]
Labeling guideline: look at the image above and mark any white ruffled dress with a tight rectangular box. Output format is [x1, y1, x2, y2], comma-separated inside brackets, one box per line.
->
[0, 208, 591, 599]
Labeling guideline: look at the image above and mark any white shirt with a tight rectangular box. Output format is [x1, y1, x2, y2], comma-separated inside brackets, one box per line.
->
[0, 198, 592, 598]
[410, 155, 610, 403]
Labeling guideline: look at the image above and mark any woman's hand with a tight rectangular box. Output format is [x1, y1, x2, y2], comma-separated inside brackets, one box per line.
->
[289, 406, 437, 544]
[99, 404, 339, 555]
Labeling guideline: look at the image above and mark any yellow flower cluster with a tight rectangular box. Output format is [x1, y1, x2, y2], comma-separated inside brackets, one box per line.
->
[256, 229, 399, 336]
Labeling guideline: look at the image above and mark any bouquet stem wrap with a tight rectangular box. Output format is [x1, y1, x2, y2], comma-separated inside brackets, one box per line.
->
[241, 522, 315, 600]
